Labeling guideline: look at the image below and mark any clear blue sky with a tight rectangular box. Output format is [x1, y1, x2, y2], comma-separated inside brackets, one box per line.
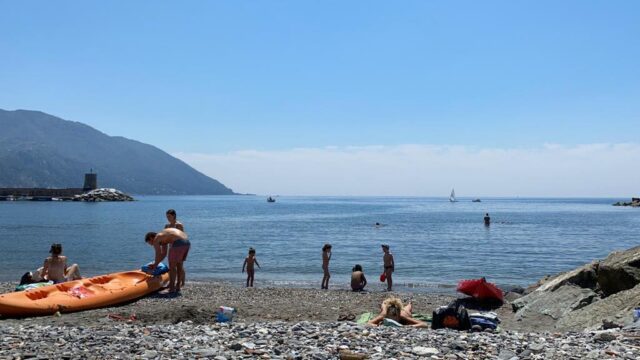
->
[1, 1, 638, 155]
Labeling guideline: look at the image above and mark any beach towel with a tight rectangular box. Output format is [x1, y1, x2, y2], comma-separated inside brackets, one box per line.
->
[469, 312, 500, 323]
[15, 281, 53, 292]
[411, 313, 433, 322]
[382, 318, 403, 327]
[356, 312, 375, 324]
[356, 312, 432, 325]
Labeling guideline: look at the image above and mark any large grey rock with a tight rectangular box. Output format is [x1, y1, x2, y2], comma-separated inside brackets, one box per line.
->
[597, 246, 640, 296]
[535, 262, 599, 293]
[555, 283, 640, 331]
[513, 284, 598, 321]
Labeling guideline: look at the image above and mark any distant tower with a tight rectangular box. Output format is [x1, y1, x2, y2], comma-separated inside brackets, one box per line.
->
[83, 169, 98, 191]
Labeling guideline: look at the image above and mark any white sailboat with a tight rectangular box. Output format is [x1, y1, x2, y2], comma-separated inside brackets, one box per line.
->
[449, 188, 457, 202]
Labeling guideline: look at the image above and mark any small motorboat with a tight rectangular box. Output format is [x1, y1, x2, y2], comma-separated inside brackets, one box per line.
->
[267, 196, 276, 203]
[472, 199, 481, 202]
[457, 277, 503, 302]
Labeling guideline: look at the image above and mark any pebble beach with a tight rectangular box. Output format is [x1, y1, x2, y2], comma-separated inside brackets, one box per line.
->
[1, 281, 639, 359]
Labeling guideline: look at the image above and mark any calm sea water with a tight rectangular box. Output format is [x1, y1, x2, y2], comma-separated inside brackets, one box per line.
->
[0, 196, 638, 292]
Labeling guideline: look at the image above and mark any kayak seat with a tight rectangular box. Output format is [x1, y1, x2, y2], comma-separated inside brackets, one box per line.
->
[25, 290, 49, 301]
[89, 276, 113, 285]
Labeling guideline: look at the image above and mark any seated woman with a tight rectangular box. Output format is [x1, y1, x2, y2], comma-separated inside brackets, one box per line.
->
[367, 297, 428, 328]
[35, 243, 82, 283]
[351, 264, 367, 291]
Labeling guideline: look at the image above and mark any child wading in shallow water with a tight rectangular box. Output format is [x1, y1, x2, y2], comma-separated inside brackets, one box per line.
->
[382, 244, 394, 291]
[321, 243, 332, 289]
[242, 247, 261, 287]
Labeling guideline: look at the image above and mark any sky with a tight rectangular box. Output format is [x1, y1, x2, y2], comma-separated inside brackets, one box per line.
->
[1, 1, 639, 196]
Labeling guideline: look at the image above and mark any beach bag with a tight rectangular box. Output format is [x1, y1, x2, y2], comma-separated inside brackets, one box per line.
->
[216, 306, 237, 323]
[431, 303, 471, 330]
[469, 316, 498, 330]
[141, 263, 169, 276]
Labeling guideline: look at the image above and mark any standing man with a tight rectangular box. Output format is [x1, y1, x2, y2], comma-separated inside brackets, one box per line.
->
[145, 228, 190, 294]
[484, 213, 491, 226]
[165, 209, 186, 288]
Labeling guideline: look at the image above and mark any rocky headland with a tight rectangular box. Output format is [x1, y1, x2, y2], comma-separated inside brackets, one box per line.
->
[613, 198, 640, 207]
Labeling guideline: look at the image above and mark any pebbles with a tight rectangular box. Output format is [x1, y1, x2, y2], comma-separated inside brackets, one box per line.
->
[1, 281, 639, 358]
[1, 321, 638, 359]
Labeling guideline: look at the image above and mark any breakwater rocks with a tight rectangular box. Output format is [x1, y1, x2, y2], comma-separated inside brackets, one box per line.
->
[73, 188, 134, 202]
[1, 321, 638, 359]
[512, 246, 640, 332]
[613, 198, 640, 207]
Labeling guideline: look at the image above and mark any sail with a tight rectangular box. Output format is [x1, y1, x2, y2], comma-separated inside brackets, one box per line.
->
[449, 189, 456, 202]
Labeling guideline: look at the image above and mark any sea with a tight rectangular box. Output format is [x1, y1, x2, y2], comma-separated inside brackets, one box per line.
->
[0, 196, 638, 292]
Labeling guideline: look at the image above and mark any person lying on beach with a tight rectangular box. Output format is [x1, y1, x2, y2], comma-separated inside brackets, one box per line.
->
[321, 243, 332, 289]
[164, 209, 186, 288]
[242, 247, 261, 287]
[351, 264, 367, 291]
[382, 244, 394, 291]
[36, 243, 81, 284]
[145, 228, 190, 294]
[367, 297, 428, 328]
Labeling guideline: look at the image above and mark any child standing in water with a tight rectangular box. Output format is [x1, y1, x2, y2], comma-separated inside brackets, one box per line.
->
[242, 247, 261, 287]
[321, 244, 332, 289]
[382, 244, 394, 291]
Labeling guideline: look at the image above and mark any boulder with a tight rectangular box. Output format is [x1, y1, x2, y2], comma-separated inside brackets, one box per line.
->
[535, 262, 599, 293]
[513, 262, 599, 313]
[597, 246, 640, 296]
[513, 284, 598, 321]
[555, 284, 640, 331]
[504, 291, 522, 302]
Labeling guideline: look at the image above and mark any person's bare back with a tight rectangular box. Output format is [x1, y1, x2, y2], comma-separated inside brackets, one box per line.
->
[41, 243, 81, 283]
[244, 255, 257, 272]
[155, 228, 188, 245]
[43, 255, 67, 282]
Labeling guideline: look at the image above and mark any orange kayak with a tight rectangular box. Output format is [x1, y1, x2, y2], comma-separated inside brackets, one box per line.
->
[0, 270, 168, 317]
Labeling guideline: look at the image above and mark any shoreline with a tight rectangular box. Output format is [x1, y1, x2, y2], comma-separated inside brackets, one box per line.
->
[1, 281, 639, 359]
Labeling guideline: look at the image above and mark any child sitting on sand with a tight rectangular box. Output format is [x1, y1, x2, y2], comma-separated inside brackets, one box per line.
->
[38, 243, 81, 283]
[321, 243, 332, 289]
[367, 297, 427, 328]
[351, 264, 367, 292]
[242, 247, 261, 287]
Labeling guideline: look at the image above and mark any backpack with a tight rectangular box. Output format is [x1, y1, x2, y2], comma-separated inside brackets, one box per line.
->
[431, 302, 471, 330]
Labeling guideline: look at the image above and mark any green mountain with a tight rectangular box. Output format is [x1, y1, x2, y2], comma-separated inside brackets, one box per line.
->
[0, 109, 235, 195]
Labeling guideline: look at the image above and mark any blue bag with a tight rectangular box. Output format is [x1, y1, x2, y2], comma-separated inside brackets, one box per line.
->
[141, 263, 169, 276]
[469, 316, 498, 330]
